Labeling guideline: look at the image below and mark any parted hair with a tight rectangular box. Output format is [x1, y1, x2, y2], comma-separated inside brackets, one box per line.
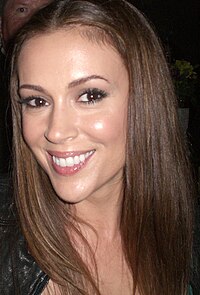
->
[9, 0, 194, 294]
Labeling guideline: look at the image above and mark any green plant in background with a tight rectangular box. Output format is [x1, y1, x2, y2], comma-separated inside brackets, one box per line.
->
[171, 60, 199, 108]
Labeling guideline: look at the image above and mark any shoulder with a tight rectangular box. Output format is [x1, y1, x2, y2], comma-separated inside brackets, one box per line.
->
[0, 174, 16, 224]
[0, 174, 48, 294]
[0, 174, 21, 293]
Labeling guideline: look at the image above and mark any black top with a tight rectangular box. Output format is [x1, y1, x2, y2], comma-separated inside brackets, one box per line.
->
[0, 175, 199, 294]
[0, 175, 48, 294]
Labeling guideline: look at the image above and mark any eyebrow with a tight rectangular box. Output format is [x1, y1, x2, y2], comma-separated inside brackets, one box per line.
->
[19, 84, 46, 93]
[68, 75, 109, 88]
[14, 0, 30, 6]
[19, 75, 109, 93]
[18, 0, 32, 4]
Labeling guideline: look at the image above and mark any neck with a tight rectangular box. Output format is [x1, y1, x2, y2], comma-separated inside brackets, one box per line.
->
[70, 183, 124, 243]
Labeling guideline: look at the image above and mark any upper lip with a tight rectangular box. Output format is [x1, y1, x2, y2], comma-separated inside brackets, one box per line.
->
[47, 150, 95, 158]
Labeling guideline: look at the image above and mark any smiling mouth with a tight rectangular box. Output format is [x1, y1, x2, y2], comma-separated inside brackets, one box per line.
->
[49, 150, 95, 175]
[52, 150, 94, 167]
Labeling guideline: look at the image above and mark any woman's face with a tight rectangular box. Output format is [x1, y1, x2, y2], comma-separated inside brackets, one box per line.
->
[17, 29, 129, 204]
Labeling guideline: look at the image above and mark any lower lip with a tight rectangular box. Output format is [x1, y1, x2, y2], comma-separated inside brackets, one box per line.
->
[50, 152, 94, 176]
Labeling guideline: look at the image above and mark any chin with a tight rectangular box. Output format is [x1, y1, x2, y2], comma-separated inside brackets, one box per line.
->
[50, 178, 91, 204]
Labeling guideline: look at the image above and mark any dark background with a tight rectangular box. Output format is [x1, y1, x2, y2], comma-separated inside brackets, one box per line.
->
[132, 0, 200, 65]
[0, 0, 199, 64]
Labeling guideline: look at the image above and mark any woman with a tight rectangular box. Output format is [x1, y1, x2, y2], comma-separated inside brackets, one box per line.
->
[0, 0, 195, 294]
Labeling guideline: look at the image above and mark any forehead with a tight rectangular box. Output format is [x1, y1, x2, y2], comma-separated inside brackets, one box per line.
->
[18, 29, 128, 86]
[20, 29, 122, 64]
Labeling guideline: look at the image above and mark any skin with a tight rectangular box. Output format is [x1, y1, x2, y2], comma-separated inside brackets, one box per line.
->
[17, 29, 132, 295]
[1, 0, 53, 46]
[18, 29, 128, 207]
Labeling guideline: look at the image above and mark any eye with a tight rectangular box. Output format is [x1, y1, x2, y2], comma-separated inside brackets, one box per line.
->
[78, 88, 107, 104]
[19, 96, 49, 108]
[16, 6, 29, 15]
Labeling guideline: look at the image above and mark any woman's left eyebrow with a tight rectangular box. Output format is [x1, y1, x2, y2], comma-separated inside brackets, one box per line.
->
[68, 75, 109, 89]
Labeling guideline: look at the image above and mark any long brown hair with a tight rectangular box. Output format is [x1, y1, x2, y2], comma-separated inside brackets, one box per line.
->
[9, 0, 194, 294]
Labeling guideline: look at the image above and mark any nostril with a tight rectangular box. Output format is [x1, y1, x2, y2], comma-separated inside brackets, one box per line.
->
[44, 127, 78, 144]
[44, 107, 79, 144]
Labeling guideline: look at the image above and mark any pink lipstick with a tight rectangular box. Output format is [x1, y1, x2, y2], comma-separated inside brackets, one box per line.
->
[48, 150, 95, 176]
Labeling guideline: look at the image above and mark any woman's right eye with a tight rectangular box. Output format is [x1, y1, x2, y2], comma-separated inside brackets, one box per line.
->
[16, 6, 29, 15]
[19, 96, 49, 108]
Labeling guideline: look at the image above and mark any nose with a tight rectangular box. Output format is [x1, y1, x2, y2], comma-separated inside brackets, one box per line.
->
[44, 105, 79, 144]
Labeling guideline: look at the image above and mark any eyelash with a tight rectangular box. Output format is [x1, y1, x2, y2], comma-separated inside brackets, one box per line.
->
[78, 88, 108, 104]
[18, 88, 108, 108]
[16, 7, 28, 14]
[18, 96, 49, 108]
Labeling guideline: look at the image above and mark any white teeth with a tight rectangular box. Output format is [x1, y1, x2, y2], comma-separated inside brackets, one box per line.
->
[66, 157, 74, 167]
[74, 156, 80, 165]
[60, 158, 66, 167]
[56, 157, 59, 166]
[52, 150, 94, 168]
[79, 154, 85, 162]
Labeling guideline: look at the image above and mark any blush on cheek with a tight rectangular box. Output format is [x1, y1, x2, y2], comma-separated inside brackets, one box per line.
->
[90, 118, 126, 141]
[93, 120, 104, 130]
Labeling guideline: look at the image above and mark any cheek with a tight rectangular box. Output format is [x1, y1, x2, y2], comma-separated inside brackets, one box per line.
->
[22, 114, 43, 147]
[84, 112, 127, 144]
[8, 19, 23, 34]
[22, 117, 34, 147]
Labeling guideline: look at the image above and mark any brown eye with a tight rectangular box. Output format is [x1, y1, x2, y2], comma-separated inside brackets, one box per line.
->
[78, 88, 107, 104]
[16, 7, 28, 14]
[31, 98, 48, 107]
[20, 96, 49, 108]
